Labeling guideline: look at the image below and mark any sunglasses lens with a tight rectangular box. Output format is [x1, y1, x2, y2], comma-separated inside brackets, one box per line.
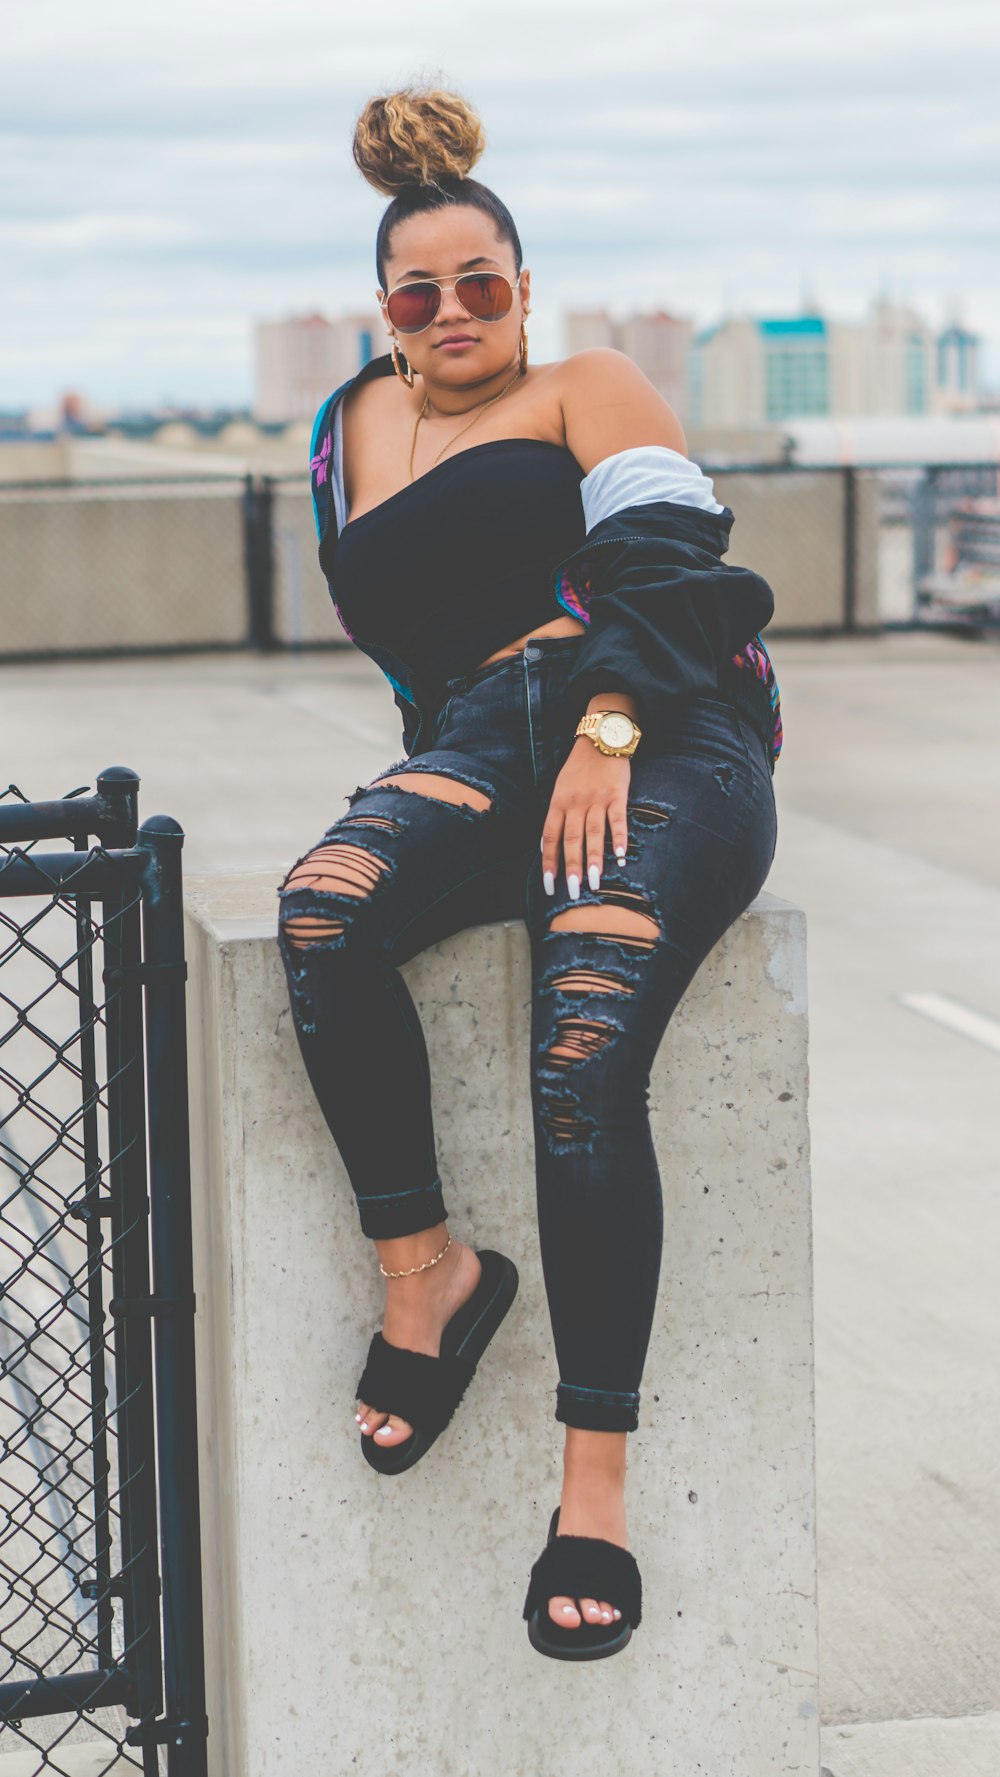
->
[455, 273, 513, 322]
[386, 282, 441, 334]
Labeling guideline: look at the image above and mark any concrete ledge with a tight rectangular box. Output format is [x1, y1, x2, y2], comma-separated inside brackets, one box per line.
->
[183, 874, 817, 1777]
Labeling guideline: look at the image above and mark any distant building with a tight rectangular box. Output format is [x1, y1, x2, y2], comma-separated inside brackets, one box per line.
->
[563, 308, 694, 421]
[936, 323, 980, 413]
[564, 312, 618, 355]
[253, 311, 382, 424]
[690, 300, 976, 428]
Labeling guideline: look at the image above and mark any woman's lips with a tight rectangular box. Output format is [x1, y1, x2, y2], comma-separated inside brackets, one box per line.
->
[437, 337, 476, 350]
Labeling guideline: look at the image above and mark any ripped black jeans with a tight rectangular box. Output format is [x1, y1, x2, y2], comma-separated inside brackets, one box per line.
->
[276, 635, 777, 1433]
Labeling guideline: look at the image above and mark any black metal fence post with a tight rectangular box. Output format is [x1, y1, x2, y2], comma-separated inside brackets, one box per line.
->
[96, 764, 141, 847]
[912, 465, 937, 617]
[243, 472, 276, 651]
[842, 466, 857, 632]
[133, 815, 208, 1777]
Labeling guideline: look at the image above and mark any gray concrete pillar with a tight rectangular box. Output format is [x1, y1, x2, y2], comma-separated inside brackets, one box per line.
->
[183, 876, 817, 1776]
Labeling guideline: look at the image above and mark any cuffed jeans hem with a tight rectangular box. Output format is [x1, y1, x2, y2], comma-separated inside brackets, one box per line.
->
[356, 1176, 448, 1241]
[555, 1382, 641, 1434]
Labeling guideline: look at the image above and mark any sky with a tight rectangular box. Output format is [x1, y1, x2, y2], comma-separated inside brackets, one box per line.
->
[3, 0, 999, 410]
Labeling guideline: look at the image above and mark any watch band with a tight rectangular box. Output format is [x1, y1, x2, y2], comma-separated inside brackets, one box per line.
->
[574, 709, 642, 757]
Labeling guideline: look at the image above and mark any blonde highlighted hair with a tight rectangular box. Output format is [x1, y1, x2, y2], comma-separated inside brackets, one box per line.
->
[351, 82, 523, 292]
[353, 85, 486, 196]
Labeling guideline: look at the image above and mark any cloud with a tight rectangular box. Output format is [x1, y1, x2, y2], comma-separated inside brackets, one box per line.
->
[2, 0, 998, 404]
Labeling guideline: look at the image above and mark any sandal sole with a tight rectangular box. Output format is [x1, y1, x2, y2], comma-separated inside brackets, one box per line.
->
[527, 1612, 633, 1661]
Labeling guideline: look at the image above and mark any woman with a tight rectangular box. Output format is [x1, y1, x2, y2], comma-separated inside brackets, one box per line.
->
[276, 84, 782, 1662]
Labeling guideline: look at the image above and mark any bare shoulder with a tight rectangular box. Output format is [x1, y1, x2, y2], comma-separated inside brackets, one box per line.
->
[340, 362, 400, 434]
[555, 347, 688, 474]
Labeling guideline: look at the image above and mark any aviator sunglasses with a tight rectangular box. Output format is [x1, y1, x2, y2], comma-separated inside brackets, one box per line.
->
[378, 271, 521, 336]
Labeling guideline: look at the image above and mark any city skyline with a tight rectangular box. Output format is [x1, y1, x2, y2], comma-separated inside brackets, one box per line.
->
[4, 0, 999, 407]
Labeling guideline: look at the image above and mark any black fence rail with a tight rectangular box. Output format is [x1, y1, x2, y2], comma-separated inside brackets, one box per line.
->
[0, 768, 207, 1777]
[2, 459, 999, 661]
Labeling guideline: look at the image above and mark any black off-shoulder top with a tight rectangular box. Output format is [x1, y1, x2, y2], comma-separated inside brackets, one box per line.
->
[319, 437, 588, 697]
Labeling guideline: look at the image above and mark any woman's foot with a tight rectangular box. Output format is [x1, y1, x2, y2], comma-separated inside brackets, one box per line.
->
[355, 1229, 482, 1447]
[547, 1427, 629, 1630]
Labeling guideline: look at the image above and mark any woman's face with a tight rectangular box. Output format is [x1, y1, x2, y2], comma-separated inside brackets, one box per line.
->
[378, 204, 529, 388]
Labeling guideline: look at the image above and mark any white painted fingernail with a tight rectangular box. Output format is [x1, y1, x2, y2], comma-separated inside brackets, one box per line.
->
[543, 870, 555, 895]
[615, 846, 626, 860]
[567, 873, 580, 900]
[539, 836, 544, 850]
[588, 865, 600, 891]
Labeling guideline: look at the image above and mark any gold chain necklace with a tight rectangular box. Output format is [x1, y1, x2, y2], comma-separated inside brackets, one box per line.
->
[408, 365, 523, 482]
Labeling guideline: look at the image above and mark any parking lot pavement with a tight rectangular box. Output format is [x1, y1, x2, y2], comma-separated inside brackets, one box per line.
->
[3, 630, 999, 1754]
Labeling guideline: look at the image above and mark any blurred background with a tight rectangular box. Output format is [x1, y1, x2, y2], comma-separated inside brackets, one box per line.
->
[2, 4, 999, 1775]
[2, 0, 1000, 651]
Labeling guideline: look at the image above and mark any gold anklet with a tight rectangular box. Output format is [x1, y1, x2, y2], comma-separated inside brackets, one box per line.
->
[379, 1232, 452, 1279]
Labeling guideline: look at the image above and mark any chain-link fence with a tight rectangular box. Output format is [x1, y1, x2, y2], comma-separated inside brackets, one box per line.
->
[0, 772, 206, 1777]
[2, 461, 999, 662]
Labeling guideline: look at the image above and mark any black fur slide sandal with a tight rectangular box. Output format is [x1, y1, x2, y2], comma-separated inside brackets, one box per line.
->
[523, 1505, 642, 1660]
[354, 1247, 519, 1475]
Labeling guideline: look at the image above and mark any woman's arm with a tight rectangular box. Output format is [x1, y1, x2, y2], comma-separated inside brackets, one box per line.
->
[539, 349, 773, 899]
[556, 348, 693, 721]
[559, 347, 689, 471]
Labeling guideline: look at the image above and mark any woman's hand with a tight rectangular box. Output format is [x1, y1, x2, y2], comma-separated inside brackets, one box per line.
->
[541, 737, 630, 899]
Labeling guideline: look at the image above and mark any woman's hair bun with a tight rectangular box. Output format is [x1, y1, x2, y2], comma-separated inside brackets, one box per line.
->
[353, 85, 486, 196]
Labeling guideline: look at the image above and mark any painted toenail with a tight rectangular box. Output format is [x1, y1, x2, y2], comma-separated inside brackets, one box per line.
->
[561, 1605, 574, 1615]
[375, 1426, 394, 1437]
[355, 1413, 362, 1422]
[613, 1609, 621, 1619]
[601, 1611, 611, 1621]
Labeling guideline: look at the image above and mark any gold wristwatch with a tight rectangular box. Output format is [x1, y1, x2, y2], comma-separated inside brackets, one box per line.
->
[574, 709, 642, 757]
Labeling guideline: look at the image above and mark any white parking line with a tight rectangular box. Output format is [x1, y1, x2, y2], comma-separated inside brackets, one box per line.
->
[897, 991, 1000, 1055]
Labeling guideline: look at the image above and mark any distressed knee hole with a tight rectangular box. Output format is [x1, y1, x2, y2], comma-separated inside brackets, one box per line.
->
[547, 967, 635, 996]
[338, 812, 404, 834]
[280, 842, 392, 950]
[283, 842, 391, 898]
[544, 1015, 619, 1067]
[549, 899, 661, 952]
[630, 801, 673, 826]
[370, 772, 492, 814]
[537, 1086, 596, 1145]
[283, 914, 348, 948]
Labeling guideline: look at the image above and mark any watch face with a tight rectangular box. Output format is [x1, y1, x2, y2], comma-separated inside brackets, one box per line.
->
[598, 713, 635, 749]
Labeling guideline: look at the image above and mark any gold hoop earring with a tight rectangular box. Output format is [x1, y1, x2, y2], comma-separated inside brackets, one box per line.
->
[391, 338, 415, 388]
[519, 319, 529, 375]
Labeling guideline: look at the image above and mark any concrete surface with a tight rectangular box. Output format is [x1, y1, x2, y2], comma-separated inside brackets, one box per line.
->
[3, 627, 999, 1772]
[822, 1710, 1000, 1777]
[182, 877, 815, 1777]
[716, 467, 880, 631]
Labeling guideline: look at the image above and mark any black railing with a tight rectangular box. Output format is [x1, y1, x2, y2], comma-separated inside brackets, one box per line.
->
[0, 767, 207, 1777]
[1, 460, 999, 658]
